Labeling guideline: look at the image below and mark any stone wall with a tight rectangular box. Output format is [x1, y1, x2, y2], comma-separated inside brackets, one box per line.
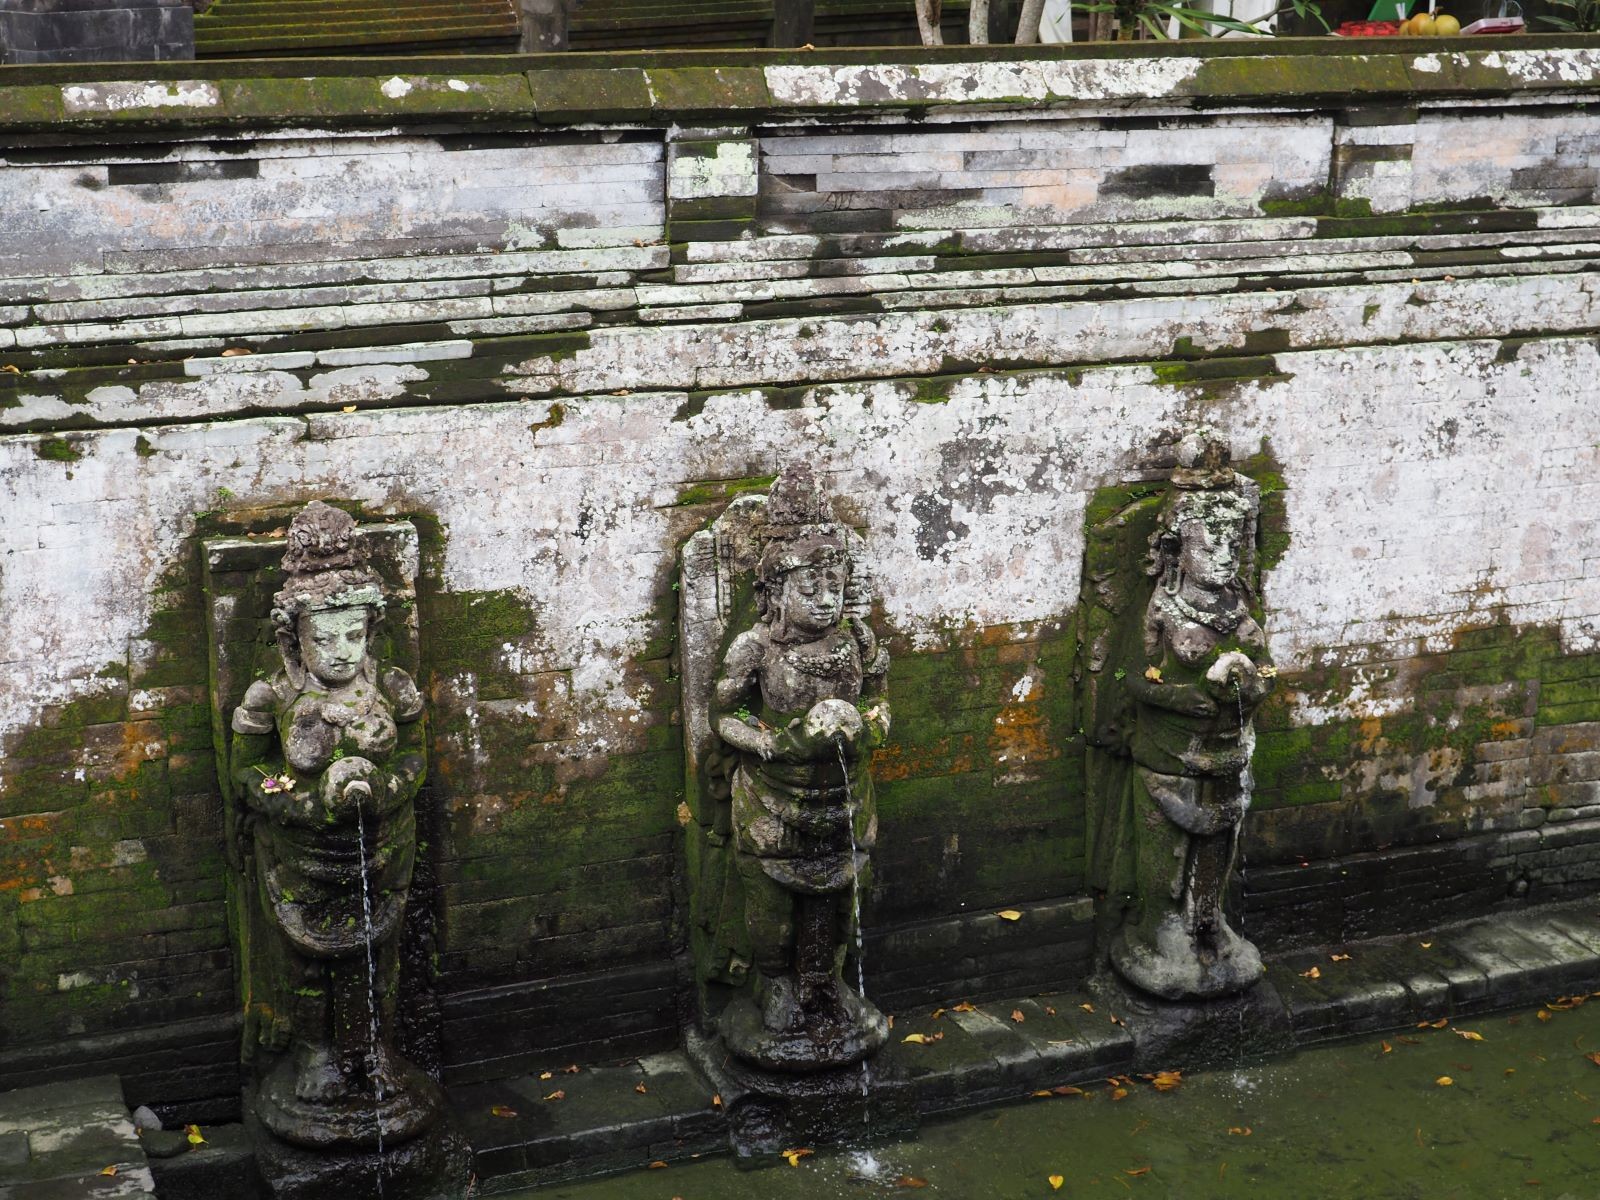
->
[2, 41, 1599, 1105]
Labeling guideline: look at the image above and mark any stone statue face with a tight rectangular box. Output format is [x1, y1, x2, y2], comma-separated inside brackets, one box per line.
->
[298, 607, 369, 686]
[775, 561, 846, 639]
[1179, 516, 1243, 591]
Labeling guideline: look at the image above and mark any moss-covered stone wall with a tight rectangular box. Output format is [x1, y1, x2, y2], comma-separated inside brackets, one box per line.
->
[2, 43, 1599, 1101]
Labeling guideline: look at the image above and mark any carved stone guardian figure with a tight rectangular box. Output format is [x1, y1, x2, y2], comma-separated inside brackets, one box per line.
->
[206, 502, 467, 1199]
[1083, 432, 1275, 1003]
[680, 463, 893, 1152]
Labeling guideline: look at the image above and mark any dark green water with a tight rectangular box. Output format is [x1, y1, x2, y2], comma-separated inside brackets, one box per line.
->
[527, 997, 1600, 1200]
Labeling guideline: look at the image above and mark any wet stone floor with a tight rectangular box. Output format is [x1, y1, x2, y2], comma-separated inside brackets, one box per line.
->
[521, 995, 1600, 1200]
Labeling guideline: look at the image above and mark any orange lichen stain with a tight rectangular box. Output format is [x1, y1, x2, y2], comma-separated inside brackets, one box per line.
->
[1488, 720, 1525, 739]
[989, 703, 1057, 769]
[1356, 719, 1385, 753]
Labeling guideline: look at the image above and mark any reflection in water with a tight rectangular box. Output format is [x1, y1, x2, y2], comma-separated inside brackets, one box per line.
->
[531, 997, 1600, 1199]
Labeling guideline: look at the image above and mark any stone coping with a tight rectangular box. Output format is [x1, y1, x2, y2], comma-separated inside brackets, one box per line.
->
[450, 897, 1600, 1191]
[0, 37, 1598, 131]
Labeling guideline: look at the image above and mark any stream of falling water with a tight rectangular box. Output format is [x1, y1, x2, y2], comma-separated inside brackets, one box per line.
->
[354, 802, 386, 1199]
[836, 738, 871, 1126]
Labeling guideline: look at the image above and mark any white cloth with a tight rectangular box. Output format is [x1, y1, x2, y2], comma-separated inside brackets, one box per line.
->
[1038, 0, 1073, 41]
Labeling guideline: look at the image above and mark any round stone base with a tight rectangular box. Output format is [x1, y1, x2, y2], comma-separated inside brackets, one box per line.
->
[247, 1108, 472, 1200]
[719, 987, 888, 1074]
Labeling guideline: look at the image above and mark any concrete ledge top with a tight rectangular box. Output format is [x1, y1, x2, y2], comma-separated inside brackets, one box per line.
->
[1, 36, 1599, 131]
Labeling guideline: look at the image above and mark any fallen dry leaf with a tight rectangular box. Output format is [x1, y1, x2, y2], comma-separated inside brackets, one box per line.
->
[1126, 1166, 1152, 1176]
[1080, 1003, 1095, 1013]
[1144, 667, 1163, 683]
[563, 1064, 581, 1074]
[1227, 1126, 1252, 1136]
[1436, 1076, 1454, 1087]
[340, 405, 357, 413]
[1111, 1087, 1129, 1101]
[1331, 953, 1352, 962]
[0, 364, 20, 374]
[635, 1083, 648, 1094]
[1033, 1090, 1053, 1098]
[1052, 1085, 1085, 1097]
[1455, 1030, 1485, 1042]
[185, 1125, 206, 1146]
[1045, 1006, 1057, 1016]
[1586, 1052, 1600, 1067]
[539, 1071, 553, 1080]
[1300, 966, 1321, 980]
[952, 1002, 977, 1013]
[1381, 1041, 1394, 1054]
[997, 910, 1023, 921]
[99, 1166, 117, 1177]
[903, 1033, 931, 1045]
[1151, 1070, 1182, 1092]
[782, 1148, 814, 1168]
[1109, 1014, 1124, 1026]
[1537, 1010, 1553, 1022]
[894, 1176, 929, 1189]
[1049, 1175, 1064, 1190]
[490, 1105, 518, 1118]
[1011, 1009, 1026, 1024]
[930, 1008, 946, 1019]
[647, 1161, 668, 1169]
[712, 1094, 723, 1109]
[220, 348, 252, 357]
[1421, 941, 1433, 949]
[1429, 1018, 1450, 1029]
[544, 1090, 565, 1101]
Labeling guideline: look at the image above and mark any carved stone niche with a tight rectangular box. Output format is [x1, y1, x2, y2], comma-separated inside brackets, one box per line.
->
[679, 463, 904, 1158]
[202, 502, 469, 1200]
[1078, 431, 1292, 1064]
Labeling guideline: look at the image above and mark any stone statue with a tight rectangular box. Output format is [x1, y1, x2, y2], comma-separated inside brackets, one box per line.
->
[681, 463, 890, 1088]
[1084, 432, 1275, 1002]
[225, 502, 463, 1196]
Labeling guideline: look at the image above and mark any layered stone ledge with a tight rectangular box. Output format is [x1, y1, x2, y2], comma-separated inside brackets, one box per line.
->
[0, 38, 1598, 132]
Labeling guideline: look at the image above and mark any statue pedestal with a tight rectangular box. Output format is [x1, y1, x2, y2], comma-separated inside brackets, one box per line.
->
[0, 0, 193, 63]
[247, 1106, 472, 1200]
[686, 1028, 912, 1161]
[1088, 972, 1293, 1072]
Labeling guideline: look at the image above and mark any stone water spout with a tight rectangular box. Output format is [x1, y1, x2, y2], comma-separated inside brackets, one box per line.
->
[679, 463, 895, 1155]
[212, 501, 469, 1199]
[1083, 431, 1275, 1004]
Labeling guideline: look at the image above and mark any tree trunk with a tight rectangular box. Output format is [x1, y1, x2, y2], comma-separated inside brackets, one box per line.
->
[770, 0, 815, 46]
[914, 0, 944, 44]
[1013, 0, 1046, 40]
[969, 0, 990, 41]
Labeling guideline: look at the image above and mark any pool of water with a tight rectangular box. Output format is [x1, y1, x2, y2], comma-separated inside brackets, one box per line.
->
[521, 995, 1599, 1200]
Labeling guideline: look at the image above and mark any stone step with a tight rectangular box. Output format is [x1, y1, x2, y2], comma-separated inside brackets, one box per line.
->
[0, 1077, 153, 1200]
[452, 897, 1600, 1190]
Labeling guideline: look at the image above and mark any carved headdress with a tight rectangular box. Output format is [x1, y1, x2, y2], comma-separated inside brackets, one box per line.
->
[270, 502, 384, 685]
[754, 463, 872, 634]
[1146, 429, 1259, 589]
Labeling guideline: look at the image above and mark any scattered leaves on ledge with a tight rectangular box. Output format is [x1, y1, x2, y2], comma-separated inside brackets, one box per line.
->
[781, 1148, 813, 1168]
[490, 1105, 518, 1119]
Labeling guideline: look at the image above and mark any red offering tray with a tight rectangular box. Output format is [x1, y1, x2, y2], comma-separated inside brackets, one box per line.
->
[1335, 19, 1403, 32]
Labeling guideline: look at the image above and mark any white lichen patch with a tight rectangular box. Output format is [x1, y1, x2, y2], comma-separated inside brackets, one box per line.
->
[380, 76, 415, 99]
[668, 140, 758, 200]
[762, 56, 1202, 108]
[60, 81, 220, 114]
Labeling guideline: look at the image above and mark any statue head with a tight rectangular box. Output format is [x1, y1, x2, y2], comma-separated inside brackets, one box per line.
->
[1147, 431, 1257, 598]
[756, 463, 852, 643]
[271, 502, 385, 690]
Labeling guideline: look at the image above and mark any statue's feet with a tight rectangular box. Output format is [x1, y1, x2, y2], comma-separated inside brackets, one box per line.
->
[1112, 913, 1263, 1001]
[1203, 920, 1264, 994]
[758, 972, 804, 1035]
[292, 1046, 349, 1105]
